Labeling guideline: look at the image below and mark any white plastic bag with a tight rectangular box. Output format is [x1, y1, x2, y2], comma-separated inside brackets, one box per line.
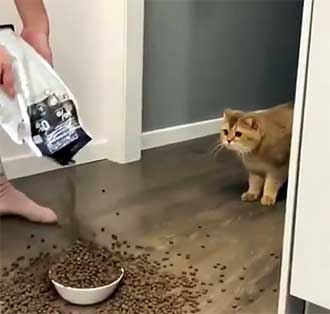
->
[0, 28, 91, 165]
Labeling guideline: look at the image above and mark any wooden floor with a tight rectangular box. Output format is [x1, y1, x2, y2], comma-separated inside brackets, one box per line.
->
[1, 135, 285, 313]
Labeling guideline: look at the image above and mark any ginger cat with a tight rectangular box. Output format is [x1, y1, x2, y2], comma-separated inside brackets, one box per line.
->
[219, 102, 293, 206]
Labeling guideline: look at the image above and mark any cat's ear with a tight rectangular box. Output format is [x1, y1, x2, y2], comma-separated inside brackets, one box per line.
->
[242, 115, 259, 130]
[223, 109, 243, 119]
[223, 109, 233, 118]
[223, 109, 231, 119]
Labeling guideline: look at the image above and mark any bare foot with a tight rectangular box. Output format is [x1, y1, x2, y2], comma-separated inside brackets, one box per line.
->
[241, 192, 259, 202]
[0, 182, 57, 223]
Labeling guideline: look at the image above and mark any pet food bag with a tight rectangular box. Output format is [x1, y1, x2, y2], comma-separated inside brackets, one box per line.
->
[0, 26, 91, 165]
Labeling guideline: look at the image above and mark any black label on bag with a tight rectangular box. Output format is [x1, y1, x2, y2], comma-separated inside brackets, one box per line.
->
[27, 95, 91, 165]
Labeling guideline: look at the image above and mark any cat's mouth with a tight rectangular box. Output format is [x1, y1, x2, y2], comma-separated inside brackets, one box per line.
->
[224, 143, 239, 151]
[212, 142, 251, 156]
[223, 142, 251, 154]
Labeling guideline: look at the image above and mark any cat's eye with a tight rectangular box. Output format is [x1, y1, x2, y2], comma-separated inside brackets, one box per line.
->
[223, 129, 228, 135]
[235, 131, 242, 137]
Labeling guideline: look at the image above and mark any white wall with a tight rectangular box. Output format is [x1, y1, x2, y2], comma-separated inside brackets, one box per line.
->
[0, 0, 143, 178]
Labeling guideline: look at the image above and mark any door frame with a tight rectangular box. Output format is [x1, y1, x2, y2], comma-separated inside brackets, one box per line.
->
[278, 0, 313, 313]
[106, 0, 144, 164]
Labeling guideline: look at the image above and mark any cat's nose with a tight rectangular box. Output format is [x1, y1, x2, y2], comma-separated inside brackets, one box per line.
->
[227, 139, 232, 144]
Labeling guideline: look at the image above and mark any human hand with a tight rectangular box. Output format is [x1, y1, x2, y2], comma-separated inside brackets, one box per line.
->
[0, 29, 52, 98]
[0, 46, 15, 97]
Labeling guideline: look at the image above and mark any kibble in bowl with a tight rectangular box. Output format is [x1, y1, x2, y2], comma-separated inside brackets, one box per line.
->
[48, 240, 124, 305]
[49, 268, 124, 305]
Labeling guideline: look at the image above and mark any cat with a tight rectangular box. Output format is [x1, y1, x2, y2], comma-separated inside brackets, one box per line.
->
[219, 101, 294, 206]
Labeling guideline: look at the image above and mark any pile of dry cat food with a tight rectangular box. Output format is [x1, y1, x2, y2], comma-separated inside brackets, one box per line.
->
[0, 252, 62, 314]
[49, 240, 122, 288]
[0, 237, 205, 314]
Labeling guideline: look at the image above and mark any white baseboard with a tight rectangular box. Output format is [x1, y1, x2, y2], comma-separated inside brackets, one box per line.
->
[3, 139, 109, 179]
[141, 118, 221, 150]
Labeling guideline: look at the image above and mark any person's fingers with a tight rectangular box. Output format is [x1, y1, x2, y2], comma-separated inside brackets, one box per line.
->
[0, 47, 15, 97]
[0, 62, 10, 97]
[0, 48, 5, 85]
[0, 62, 5, 93]
[2, 62, 15, 97]
[2, 62, 15, 96]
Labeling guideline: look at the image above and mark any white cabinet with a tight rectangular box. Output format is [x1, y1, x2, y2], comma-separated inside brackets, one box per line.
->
[290, 0, 330, 310]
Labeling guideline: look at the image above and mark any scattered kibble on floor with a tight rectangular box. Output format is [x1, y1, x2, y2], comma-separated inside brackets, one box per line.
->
[1, 238, 206, 314]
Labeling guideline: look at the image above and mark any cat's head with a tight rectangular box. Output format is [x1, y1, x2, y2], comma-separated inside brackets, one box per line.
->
[220, 109, 263, 153]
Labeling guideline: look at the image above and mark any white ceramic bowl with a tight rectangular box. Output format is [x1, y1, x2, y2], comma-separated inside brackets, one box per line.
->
[49, 268, 124, 305]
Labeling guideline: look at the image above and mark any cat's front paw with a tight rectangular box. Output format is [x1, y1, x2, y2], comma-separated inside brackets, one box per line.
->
[261, 195, 276, 206]
[241, 192, 259, 202]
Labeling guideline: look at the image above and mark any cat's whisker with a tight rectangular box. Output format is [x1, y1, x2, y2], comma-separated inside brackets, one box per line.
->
[211, 143, 222, 153]
[211, 143, 224, 156]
